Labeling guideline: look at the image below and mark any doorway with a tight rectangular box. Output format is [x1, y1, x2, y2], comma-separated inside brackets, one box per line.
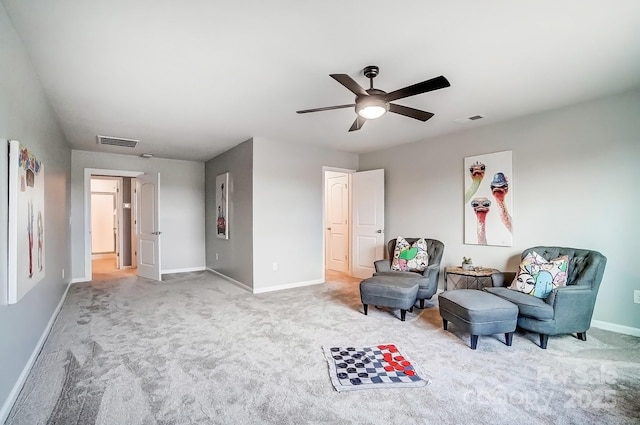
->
[323, 167, 386, 281]
[324, 170, 351, 275]
[90, 176, 136, 278]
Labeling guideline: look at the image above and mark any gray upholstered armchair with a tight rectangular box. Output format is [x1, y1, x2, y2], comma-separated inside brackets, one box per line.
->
[485, 246, 607, 349]
[373, 238, 445, 308]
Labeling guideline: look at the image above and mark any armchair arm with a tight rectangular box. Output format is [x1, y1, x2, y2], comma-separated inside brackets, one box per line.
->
[545, 285, 596, 330]
[421, 263, 439, 279]
[491, 272, 516, 287]
[374, 259, 392, 273]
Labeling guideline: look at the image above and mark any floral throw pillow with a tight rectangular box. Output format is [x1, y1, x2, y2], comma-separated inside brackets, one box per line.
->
[390, 237, 429, 272]
[509, 251, 569, 299]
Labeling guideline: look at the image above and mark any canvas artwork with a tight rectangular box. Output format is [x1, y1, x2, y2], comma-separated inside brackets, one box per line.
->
[464, 150, 513, 247]
[216, 172, 229, 239]
[8, 140, 46, 304]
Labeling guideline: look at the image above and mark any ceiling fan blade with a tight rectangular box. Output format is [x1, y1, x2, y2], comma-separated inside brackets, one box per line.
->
[330, 74, 368, 97]
[389, 103, 434, 121]
[296, 104, 355, 114]
[348, 115, 366, 132]
[385, 75, 450, 102]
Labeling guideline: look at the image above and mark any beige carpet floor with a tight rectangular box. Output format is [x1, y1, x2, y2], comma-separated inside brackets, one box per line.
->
[6, 271, 640, 424]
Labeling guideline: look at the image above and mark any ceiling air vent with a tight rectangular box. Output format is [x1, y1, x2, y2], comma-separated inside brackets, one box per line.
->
[454, 114, 485, 124]
[97, 135, 139, 148]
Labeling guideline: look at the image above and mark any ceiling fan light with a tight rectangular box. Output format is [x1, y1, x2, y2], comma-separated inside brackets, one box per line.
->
[356, 97, 389, 120]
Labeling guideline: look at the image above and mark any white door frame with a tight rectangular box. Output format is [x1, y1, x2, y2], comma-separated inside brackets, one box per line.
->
[322, 166, 356, 282]
[83, 168, 143, 280]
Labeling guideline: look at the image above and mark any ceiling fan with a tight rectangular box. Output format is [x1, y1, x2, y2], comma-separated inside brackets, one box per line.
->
[296, 65, 450, 132]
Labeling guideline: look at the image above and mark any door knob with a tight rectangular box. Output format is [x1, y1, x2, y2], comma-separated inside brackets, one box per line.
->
[327, 227, 332, 231]
[376, 229, 383, 233]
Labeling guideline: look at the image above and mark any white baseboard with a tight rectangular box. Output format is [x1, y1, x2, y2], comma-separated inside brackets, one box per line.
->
[591, 320, 640, 337]
[207, 268, 252, 293]
[253, 278, 324, 294]
[0, 281, 72, 424]
[71, 277, 90, 284]
[162, 266, 206, 274]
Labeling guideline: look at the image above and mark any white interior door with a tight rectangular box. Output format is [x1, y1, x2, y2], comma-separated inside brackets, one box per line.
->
[136, 173, 161, 280]
[326, 172, 349, 272]
[351, 169, 385, 279]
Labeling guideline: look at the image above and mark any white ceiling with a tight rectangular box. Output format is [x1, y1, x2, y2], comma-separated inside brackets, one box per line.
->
[4, 1, 640, 161]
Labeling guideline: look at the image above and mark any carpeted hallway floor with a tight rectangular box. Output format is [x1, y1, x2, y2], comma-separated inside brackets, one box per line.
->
[6, 271, 640, 424]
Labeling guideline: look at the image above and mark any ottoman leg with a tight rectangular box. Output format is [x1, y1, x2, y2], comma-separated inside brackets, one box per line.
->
[442, 318, 448, 330]
[408, 306, 413, 313]
[505, 332, 513, 346]
[470, 335, 479, 350]
[400, 310, 407, 321]
[363, 304, 368, 315]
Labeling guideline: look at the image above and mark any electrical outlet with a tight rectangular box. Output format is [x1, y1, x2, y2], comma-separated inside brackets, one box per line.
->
[273, 262, 278, 271]
[634, 290, 640, 304]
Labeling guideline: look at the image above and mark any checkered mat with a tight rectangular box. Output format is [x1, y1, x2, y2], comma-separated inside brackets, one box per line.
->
[323, 344, 430, 392]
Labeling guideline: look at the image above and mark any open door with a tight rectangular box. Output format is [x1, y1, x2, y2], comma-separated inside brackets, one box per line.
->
[136, 172, 161, 280]
[325, 171, 349, 273]
[351, 169, 385, 279]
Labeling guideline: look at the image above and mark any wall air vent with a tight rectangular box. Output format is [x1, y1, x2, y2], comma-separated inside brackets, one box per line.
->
[97, 135, 139, 148]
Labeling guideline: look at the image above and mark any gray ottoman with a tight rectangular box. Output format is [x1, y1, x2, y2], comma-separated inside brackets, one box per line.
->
[438, 289, 518, 349]
[359, 276, 420, 321]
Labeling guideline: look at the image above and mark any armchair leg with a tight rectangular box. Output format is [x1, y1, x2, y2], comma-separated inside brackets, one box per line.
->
[577, 332, 587, 341]
[505, 332, 513, 346]
[419, 299, 425, 309]
[539, 334, 549, 349]
[400, 309, 407, 321]
[363, 304, 368, 315]
[408, 306, 414, 313]
[470, 335, 479, 350]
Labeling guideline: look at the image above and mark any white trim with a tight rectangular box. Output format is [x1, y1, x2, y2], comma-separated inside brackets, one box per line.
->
[71, 277, 90, 284]
[207, 268, 252, 293]
[162, 266, 206, 274]
[591, 320, 640, 337]
[0, 281, 72, 424]
[252, 278, 324, 294]
[83, 168, 143, 283]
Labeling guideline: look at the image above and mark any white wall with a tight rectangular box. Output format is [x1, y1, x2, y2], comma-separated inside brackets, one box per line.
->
[360, 88, 640, 330]
[252, 138, 358, 291]
[0, 3, 71, 419]
[71, 150, 206, 279]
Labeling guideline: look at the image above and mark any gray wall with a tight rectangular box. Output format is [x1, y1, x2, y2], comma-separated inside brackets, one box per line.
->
[0, 3, 71, 416]
[205, 139, 254, 288]
[71, 150, 205, 279]
[252, 138, 359, 291]
[360, 88, 640, 330]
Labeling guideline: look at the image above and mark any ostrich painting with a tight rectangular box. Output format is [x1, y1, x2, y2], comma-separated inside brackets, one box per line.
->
[463, 151, 513, 247]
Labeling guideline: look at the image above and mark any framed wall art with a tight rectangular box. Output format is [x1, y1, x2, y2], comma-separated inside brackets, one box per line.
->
[463, 150, 513, 247]
[216, 172, 229, 239]
[8, 140, 46, 304]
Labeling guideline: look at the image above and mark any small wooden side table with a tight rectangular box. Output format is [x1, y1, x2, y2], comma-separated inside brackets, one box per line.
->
[444, 266, 500, 291]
